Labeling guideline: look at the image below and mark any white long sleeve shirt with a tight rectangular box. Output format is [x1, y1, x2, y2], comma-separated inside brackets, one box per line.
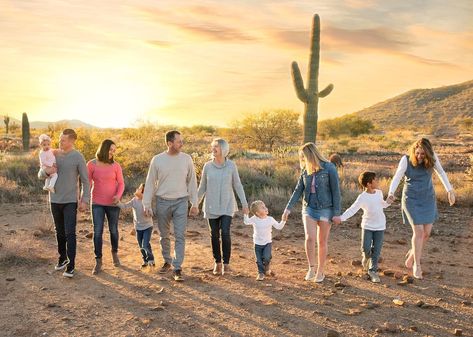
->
[389, 153, 452, 196]
[243, 215, 286, 245]
[340, 190, 390, 231]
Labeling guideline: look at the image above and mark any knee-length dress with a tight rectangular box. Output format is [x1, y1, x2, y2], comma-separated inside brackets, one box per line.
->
[389, 154, 452, 225]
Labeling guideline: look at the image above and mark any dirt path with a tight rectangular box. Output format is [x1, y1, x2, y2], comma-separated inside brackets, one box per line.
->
[1, 202, 472, 337]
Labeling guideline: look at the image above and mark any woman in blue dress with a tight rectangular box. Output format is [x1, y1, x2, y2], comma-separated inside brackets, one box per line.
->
[388, 138, 455, 279]
[282, 143, 341, 283]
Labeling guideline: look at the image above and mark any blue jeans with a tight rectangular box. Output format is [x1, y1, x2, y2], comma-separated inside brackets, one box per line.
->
[254, 243, 272, 274]
[50, 203, 78, 269]
[92, 205, 120, 259]
[361, 229, 384, 272]
[136, 227, 154, 263]
[208, 215, 232, 264]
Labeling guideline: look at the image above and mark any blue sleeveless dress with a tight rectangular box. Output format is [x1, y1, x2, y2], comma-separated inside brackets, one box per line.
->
[401, 155, 438, 225]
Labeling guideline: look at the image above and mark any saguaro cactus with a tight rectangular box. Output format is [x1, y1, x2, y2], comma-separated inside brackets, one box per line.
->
[22, 112, 30, 151]
[292, 14, 333, 144]
[4, 115, 9, 134]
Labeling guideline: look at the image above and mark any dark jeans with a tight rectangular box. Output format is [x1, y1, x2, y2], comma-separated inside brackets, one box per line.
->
[136, 227, 154, 263]
[92, 204, 120, 259]
[254, 243, 272, 274]
[208, 215, 232, 264]
[50, 203, 78, 269]
[361, 229, 384, 272]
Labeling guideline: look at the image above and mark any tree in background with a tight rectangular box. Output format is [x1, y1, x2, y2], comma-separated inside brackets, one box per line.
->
[231, 110, 300, 151]
[292, 14, 333, 144]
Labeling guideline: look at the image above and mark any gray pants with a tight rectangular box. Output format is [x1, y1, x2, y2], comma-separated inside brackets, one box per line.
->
[154, 196, 188, 270]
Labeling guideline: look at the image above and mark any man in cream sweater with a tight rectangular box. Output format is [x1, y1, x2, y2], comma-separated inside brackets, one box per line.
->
[143, 130, 198, 281]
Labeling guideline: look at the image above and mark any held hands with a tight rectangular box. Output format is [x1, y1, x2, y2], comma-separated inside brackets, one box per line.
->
[189, 206, 199, 217]
[242, 206, 250, 215]
[78, 201, 88, 212]
[144, 207, 154, 217]
[332, 216, 341, 225]
[447, 190, 456, 206]
[387, 194, 396, 204]
[281, 209, 290, 222]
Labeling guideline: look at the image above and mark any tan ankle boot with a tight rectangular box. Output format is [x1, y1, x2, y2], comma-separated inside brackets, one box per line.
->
[213, 263, 222, 275]
[92, 258, 102, 275]
[112, 252, 120, 267]
[222, 263, 231, 275]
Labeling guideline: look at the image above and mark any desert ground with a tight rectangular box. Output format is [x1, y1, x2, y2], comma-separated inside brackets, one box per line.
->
[1, 197, 472, 337]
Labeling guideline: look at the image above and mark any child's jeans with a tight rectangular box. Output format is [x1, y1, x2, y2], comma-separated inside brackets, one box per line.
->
[361, 229, 384, 272]
[254, 243, 272, 274]
[136, 227, 154, 263]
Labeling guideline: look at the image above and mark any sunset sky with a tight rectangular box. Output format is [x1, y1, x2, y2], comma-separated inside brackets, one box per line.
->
[1, 0, 472, 128]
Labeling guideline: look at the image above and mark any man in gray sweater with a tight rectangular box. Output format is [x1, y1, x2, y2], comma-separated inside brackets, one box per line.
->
[39, 129, 90, 278]
[143, 130, 198, 282]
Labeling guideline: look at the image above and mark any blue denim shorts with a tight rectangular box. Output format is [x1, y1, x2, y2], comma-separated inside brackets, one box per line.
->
[302, 207, 334, 222]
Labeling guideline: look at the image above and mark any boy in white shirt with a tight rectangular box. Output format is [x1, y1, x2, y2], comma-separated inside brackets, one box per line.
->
[38, 134, 58, 193]
[333, 172, 392, 283]
[244, 200, 286, 281]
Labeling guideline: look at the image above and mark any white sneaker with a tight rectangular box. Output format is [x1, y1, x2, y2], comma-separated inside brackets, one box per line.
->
[368, 271, 380, 283]
[256, 273, 265, 281]
[305, 268, 316, 281]
[315, 273, 325, 283]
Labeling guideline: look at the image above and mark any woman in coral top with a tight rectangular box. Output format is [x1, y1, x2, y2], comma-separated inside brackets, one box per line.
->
[87, 139, 125, 274]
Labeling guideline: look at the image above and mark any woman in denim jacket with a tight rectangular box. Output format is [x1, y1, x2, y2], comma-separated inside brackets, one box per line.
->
[282, 143, 341, 283]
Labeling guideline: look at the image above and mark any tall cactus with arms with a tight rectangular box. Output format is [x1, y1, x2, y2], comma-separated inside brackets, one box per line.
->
[292, 14, 333, 143]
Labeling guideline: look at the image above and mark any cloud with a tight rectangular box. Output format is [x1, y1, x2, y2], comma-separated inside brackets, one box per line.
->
[177, 23, 255, 41]
[270, 25, 412, 52]
[268, 24, 459, 67]
[146, 40, 173, 48]
[135, 6, 256, 43]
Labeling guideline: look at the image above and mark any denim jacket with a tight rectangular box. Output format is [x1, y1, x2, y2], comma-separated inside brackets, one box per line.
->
[285, 162, 341, 215]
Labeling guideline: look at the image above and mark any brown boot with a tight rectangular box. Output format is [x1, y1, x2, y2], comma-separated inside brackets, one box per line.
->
[92, 258, 102, 275]
[213, 262, 222, 275]
[222, 263, 231, 275]
[112, 252, 120, 267]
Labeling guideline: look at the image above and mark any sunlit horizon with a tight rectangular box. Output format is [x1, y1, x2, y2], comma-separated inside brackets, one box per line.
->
[1, 1, 472, 128]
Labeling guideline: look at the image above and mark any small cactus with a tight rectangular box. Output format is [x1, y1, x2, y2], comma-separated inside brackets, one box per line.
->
[292, 14, 333, 143]
[3, 115, 9, 134]
[22, 112, 30, 151]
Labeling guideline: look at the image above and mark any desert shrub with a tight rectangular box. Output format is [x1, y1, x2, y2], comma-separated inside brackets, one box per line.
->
[319, 115, 373, 139]
[251, 187, 291, 216]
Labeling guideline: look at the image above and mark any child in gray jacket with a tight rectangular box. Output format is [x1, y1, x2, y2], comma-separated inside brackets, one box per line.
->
[118, 184, 155, 267]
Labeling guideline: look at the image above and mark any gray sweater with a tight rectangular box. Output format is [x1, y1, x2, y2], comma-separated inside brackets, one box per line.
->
[39, 149, 90, 204]
[197, 159, 248, 219]
[119, 197, 153, 230]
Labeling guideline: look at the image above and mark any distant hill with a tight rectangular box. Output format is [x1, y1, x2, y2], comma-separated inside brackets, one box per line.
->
[352, 80, 473, 134]
[8, 118, 97, 129]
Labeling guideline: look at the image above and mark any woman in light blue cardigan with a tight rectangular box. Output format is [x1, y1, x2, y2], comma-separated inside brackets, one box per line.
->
[198, 138, 249, 275]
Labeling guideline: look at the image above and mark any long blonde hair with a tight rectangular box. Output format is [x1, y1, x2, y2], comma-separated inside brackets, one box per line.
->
[408, 138, 435, 169]
[299, 142, 329, 174]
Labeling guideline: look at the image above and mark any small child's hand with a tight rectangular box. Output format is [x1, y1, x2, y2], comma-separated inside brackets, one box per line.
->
[387, 194, 395, 204]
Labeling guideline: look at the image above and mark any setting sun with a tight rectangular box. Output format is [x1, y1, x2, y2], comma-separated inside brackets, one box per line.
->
[48, 65, 165, 127]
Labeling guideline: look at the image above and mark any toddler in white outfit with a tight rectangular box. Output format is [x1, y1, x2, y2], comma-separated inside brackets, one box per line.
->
[38, 134, 57, 193]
